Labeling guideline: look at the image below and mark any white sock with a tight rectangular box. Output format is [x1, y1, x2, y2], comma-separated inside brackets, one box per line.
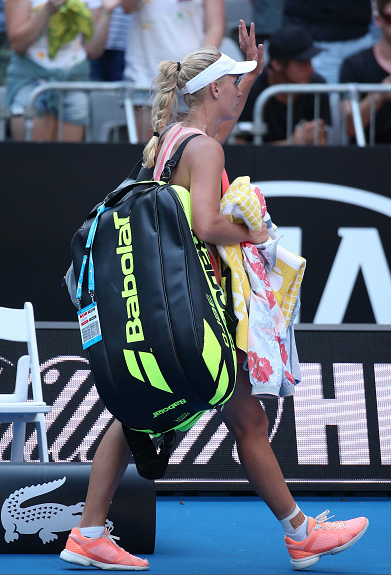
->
[79, 526, 105, 538]
[279, 504, 309, 542]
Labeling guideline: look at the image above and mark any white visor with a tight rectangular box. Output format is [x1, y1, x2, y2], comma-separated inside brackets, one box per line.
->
[180, 53, 257, 95]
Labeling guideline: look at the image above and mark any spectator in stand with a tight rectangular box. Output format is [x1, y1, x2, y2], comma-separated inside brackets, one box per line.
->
[283, 0, 374, 84]
[0, 0, 11, 85]
[121, 0, 225, 142]
[90, 5, 130, 81]
[239, 25, 331, 145]
[4, 0, 121, 141]
[339, 0, 391, 144]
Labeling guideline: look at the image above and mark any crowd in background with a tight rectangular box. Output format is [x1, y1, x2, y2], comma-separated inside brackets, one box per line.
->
[0, 0, 390, 144]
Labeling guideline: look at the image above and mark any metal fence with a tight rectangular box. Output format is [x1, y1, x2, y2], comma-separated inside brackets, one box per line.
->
[0, 81, 138, 143]
[1, 81, 391, 145]
[232, 82, 391, 147]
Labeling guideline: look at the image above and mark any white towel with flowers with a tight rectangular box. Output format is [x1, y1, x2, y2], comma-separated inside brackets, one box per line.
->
[217, 176, 306, 398]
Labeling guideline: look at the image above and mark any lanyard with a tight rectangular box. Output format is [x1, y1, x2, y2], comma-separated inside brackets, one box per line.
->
[76, 203, 109, 304]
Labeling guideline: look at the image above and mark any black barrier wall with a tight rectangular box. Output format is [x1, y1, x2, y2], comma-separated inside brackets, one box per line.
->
[0, 144, 390, 323]
[0, 325, 390, 492]
[0, 463, 155, 554]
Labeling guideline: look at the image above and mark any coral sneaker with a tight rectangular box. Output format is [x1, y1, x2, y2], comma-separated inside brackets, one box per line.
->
[285, 510, 368, 570]
[60, 526, 149, 571]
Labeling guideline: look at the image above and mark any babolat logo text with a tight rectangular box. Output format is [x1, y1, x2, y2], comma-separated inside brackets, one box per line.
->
[153, 399, 187, 418]
[113, 212, 144, 343]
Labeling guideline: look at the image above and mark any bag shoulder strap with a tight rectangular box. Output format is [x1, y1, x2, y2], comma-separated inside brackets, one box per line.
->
[160, 132, 202, 182]
[88, 132, 203, 219]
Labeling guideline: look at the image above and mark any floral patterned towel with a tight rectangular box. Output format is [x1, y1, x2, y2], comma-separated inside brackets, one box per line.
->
[217, 176, 306, 398]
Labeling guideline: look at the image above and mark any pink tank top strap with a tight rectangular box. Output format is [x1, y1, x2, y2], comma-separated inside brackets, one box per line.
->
[153, 124, 205, 181]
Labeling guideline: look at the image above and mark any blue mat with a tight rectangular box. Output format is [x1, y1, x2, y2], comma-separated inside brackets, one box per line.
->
[0, 495, 389, 574]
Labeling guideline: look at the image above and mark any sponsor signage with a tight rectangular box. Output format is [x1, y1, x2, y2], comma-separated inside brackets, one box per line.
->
[1, 326, 389, 491]
[0, 463, 155, 554]
[254, 181, 391, 324]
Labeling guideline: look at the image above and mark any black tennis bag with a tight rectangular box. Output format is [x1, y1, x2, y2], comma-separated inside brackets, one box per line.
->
[70, 135, 237, 477]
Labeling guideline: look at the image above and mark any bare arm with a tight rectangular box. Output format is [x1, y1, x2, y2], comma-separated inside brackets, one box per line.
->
[121, 0, 141, 14]
[216, 20, 264, 145]
[342, 75, 391, 137]
[84, 0, 121, 60]
[202, 0, 225, 49]
[5, 0, 66, 54]
[189, 137, 268, 245]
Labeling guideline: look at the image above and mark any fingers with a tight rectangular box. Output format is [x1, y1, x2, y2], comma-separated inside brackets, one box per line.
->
[257, 43, 265, 64]
[249, 21, 256, 45]
[238, 19, 248, 47]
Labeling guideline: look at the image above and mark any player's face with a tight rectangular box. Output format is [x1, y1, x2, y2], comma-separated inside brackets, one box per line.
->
[219, 74, 242, 120]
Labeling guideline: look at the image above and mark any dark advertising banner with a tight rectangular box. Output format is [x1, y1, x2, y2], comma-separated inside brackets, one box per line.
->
[0, 144, 390, 323]
[0, 326, 389, 491]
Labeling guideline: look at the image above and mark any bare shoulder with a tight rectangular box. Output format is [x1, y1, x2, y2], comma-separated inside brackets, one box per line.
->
[170, 134, 224, 190]
[184, 134, 224, 164]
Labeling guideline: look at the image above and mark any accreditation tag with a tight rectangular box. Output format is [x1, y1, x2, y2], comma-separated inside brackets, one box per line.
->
[77, 302, 102, 349]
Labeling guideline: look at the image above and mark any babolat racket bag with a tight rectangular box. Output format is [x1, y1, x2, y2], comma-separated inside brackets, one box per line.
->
[70, 135, 237, 478]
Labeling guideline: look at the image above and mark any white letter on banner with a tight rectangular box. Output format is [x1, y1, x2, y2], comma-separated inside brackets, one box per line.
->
[276, 227, 302, 256]
[294, 363, 370, 465]
[374, 363, 391, 465]
[314, 228, 391, 324]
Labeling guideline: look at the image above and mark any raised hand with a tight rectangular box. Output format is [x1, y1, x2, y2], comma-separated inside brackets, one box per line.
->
[238, 19, 264, 76]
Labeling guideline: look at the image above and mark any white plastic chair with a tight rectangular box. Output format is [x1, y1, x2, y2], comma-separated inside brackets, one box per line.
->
[0, 302, 51, 462]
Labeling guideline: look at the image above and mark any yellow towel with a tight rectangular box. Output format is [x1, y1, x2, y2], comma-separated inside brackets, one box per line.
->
[268, 245, 306, 324]
[218, 176, 306, 351]
[218, 242, 250, 353]
[47, 0, 94, 60]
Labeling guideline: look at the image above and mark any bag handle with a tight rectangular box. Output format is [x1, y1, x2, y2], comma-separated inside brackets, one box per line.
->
[122, 425, 176, 480]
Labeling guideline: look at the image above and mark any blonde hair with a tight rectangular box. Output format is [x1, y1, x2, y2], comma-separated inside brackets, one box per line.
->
[143, 46, 221, 168]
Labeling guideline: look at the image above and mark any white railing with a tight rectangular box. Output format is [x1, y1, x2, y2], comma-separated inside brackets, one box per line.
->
[233, 83, 391, 147]
[21, 81, 138, 143]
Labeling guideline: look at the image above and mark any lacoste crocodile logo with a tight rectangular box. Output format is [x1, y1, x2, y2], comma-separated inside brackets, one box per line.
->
[1, 477, 84, 544]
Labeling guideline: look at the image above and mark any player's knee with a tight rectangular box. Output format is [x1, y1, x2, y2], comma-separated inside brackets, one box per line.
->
[230, 410, 269, 442]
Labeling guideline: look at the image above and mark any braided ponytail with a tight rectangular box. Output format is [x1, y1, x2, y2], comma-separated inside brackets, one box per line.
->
[143, 60, 180, 168]
[142, 46, 221, 168]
